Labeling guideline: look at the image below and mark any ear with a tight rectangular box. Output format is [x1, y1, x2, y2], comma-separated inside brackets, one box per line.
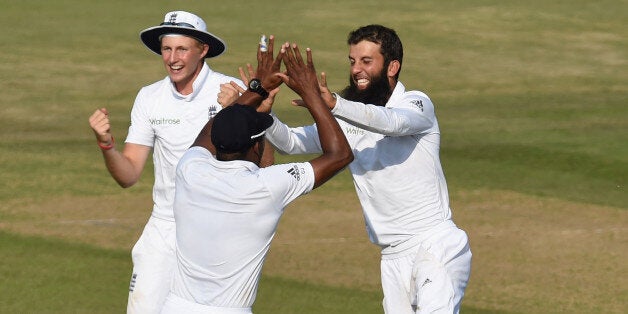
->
[387, 60, 401, 78]
[201, 44, 210, 58]
[249, 140, 265, 165]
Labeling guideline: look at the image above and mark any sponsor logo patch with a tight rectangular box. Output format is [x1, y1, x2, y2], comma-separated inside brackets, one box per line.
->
[287, 165, 301, 181]
[129, 273, 137, 292]
[411, 99, 424, 112]
[149, 117, 181, 125]
[345, 126, 365, 136]
[421, 278, 432, 287]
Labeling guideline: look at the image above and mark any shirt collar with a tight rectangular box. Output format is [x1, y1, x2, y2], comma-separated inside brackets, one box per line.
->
[208, 154, 261, 172]
[386, 81, 406, 107]
[170, 62, 211, 101]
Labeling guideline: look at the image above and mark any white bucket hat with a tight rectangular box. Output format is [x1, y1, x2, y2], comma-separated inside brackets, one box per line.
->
[140, 11, 226, 58]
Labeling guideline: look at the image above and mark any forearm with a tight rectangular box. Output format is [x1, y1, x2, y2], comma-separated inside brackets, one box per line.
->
[305, 94, 346, 155]
[101, 150, 140, 187]
[234, 90, 265, 109]
[305, 93, 353, 188]
[98, 142, 148, 188]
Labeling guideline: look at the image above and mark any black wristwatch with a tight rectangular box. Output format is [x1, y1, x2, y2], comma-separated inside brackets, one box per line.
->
[248, 78, 269, 100]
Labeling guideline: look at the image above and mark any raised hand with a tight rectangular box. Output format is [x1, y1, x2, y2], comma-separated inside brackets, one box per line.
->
[217, 64, 280, 113]
[318, 72, 337, 109]
[279, 43, 319, 103]
[217, 82, 241, 107]
[254, 35, 284, 91]
[89, 108, 113, 145]
[239, 64, 279, 113]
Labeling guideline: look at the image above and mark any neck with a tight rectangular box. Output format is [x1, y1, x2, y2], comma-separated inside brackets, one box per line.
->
[175, 63, 204, 95]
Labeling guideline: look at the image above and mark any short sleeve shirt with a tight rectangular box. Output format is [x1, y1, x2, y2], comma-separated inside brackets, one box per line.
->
[171, 146, 315, 307]
[125, 63, 243, 220]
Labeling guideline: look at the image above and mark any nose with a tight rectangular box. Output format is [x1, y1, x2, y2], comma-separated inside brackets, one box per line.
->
[163, 50, 177, 65]
[351, 63, 361, 75]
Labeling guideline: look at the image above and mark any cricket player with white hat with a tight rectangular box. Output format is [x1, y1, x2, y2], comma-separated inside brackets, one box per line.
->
[88, 10, 267, 313]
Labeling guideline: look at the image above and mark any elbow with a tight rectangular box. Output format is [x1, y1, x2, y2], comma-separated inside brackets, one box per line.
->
[117, 181, 135, 189]
[345, 150, 355, 165]
[330, 141, 353, 168]
[114, 177, 137, 189]
[339, 148, 354, 167]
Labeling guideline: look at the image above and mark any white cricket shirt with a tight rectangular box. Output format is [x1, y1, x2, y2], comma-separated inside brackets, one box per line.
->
[266, 82, 452, 250]
[125, 63, 242, 221]
[172, 146, 315, 308]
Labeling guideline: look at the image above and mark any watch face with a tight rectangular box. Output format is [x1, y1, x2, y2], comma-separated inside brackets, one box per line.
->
[248, 78, 268, 99]
[249, 79, 260, 89]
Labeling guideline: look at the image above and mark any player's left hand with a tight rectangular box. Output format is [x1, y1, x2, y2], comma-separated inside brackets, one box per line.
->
[289, 71, 335, 109]
[318, 72, 337, 109]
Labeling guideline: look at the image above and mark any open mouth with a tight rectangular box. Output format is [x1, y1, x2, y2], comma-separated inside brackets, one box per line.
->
[355, 78, 369, 88]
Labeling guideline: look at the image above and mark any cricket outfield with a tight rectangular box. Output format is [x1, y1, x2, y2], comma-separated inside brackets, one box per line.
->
[0, 0, 626, 312]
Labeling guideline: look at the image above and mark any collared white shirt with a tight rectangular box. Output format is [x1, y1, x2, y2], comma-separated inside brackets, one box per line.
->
[125, 63, 243, 220]
[266, 82, 452, 249]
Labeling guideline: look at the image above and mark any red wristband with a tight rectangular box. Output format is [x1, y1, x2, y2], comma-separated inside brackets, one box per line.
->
[98, 136, 114, 150]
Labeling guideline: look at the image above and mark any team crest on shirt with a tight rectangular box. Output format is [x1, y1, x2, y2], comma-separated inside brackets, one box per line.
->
[208, 105, 219, 119]
[287, 165, 302, 181]
[411, 99, 424, 112]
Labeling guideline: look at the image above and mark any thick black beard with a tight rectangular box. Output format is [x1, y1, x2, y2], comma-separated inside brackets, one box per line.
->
[339, 69, 393, 107]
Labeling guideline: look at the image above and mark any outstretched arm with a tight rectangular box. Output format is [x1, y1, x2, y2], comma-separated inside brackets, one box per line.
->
[332, 92, 436, 136]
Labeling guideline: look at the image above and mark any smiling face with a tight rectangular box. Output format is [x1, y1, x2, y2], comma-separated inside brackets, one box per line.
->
[341, 40, 397, 106]
[349, 40, 387, 91]
[160, 35, 209, 95]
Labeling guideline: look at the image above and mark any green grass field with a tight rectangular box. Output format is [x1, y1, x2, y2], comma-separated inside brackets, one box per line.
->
[0, 0, 626, 313]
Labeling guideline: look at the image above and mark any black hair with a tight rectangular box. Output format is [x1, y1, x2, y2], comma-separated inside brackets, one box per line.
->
[215, 135, 265, 162]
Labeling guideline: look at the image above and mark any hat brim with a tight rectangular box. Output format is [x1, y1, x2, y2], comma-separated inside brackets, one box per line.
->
[140, 26, 226, 58]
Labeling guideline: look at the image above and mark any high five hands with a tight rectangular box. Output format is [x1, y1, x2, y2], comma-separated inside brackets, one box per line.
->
[276, 43, 320, 106]
[217, 35, 283, 113]
[217, 37, 336, 112]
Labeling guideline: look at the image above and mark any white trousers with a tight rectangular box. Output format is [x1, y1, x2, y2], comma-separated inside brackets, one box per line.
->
[127, 216, 177, 314]
[381, 221, 472, 314]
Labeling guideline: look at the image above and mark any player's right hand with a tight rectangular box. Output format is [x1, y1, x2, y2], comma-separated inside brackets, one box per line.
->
[89, 108, 113, 144]
[218, 82, 242, 107]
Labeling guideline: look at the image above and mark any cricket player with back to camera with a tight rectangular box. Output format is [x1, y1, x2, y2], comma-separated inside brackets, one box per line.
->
[162, 38, 353, 313]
